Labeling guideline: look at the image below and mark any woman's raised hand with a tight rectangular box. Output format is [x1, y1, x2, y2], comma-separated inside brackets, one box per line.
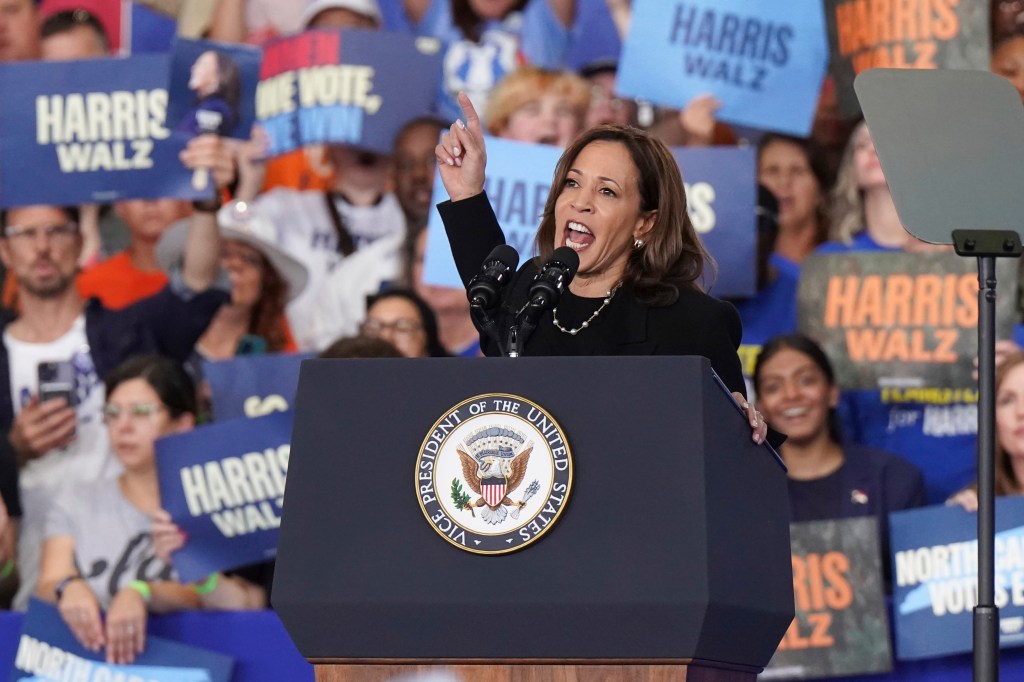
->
[436, 92, 487, 202]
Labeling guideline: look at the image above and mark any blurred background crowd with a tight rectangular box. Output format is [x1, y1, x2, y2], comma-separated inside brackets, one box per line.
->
[0, 0, 1022, 673]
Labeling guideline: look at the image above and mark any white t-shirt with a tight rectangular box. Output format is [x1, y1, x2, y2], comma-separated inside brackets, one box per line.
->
[253, 188, 406, 351]
[4, 314, 119, 609]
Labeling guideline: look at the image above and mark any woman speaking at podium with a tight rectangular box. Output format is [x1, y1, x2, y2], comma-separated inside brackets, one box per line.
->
[435, 93, 768, 445]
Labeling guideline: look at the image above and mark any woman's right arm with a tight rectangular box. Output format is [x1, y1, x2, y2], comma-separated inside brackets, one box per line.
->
[38, 535, 106, 652]
[435, 93, 507, 286]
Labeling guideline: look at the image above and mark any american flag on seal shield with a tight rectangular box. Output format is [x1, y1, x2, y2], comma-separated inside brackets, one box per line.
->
[481, 477, 507, 506]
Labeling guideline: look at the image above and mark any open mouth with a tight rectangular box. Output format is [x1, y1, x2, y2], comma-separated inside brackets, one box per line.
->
[564, 221, 594, 251]
[781, 406, 810, 418]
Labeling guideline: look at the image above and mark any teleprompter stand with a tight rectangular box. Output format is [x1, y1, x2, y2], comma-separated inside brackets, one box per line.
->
[272, 356, 793, 681]
[856, 68, 1024, 682]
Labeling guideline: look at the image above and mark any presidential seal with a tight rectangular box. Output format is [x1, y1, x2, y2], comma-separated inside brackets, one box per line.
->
[415, 394, 573, 554]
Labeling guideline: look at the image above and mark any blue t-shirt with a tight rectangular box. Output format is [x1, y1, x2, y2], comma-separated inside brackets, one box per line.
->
[814, 232, 975, 504]
[735, 253, 801, 394]
[411, 0, 569, 122]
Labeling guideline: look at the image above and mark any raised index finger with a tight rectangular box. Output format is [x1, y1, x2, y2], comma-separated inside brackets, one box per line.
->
[457, 92, 482, 137]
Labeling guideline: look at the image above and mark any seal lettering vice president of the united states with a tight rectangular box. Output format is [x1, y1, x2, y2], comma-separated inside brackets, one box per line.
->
[434, 92, 772, 446]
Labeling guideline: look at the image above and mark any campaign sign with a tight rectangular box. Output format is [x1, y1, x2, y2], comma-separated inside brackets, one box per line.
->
[825, 0, 990, 117]
[0, 55, 206, 207]
[203, 352, 311, 421]
[761, 518, 891, 680]
[11, 599, 233, 682]
[422, 139, 757, 299]
[617, 0, 829, 136]
[422, 135, 560, 288]
[155, 411, 293, 583]
[166, 38, 262, 140]
[672, 146, 755, 298]
[798, 251, 1016, 391]
[890, 497, 1024, 659]
[256, 28, 442, 156]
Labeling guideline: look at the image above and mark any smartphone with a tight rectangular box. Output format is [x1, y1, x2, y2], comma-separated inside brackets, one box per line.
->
[37, 360, 76, 406]
[235, 334, 267, 356]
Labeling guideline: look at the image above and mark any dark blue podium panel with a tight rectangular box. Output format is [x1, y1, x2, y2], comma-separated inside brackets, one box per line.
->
[273, 356, 792, 667]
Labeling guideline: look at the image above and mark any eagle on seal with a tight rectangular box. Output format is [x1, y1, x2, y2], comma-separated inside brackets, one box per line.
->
[457, 445, 532, 525]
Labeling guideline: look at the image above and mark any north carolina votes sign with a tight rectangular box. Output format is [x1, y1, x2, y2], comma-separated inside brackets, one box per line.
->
[155, 411, 293, 582]
[256, 28, 442, 156]
[890, 497, 1024, 660]
[0, 55, 205, 207]
[422, 138, 757, 299]
[11, 599, 233, 682]
[617, 0, 829, 136]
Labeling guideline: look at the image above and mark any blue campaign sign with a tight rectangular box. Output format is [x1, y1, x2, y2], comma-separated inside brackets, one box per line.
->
[11, 599, 233, 682]
[422, 139, 756, 299]
[155, 411, 293, 583]
[672, 146, 756, 299]
[422, 136, 562, 288]
[617, 0, 828, 136]
[203, 353, 312, 421]
[256, 28, 442, 156]
[890, 497, 1024, 660]
[166, 38, 262, 140]
[0, 55, 207, 208]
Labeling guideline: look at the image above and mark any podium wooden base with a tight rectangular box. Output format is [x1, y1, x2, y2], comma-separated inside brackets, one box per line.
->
[313, 662, 757, 682]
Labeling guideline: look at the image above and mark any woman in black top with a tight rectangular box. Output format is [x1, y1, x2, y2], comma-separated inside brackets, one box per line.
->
[435, 93, 769, 444]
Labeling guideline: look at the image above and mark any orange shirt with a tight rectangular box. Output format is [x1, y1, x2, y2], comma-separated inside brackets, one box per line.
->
[77, 251, 169, 310]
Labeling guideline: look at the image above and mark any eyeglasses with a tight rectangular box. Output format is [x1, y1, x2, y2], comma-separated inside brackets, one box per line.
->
[101, 402, 165, 425]
[360, 318, 423, 337]
[221, 247, 263, 269]
[3, 222, 79, 243]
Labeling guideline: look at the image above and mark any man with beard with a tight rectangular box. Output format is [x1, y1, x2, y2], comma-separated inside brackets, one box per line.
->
[0, 137, 231, 609]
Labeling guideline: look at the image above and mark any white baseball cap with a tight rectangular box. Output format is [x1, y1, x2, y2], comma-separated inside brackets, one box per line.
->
[301, 0, 382, 28]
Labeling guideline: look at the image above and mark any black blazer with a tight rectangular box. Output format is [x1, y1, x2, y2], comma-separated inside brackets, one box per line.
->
[438, 192, 747, 396]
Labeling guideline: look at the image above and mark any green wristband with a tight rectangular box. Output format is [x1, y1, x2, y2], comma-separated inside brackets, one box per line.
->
[193, 573, 219, 595]
[127, 580, 152, 603]
[0, 559, 15, 581]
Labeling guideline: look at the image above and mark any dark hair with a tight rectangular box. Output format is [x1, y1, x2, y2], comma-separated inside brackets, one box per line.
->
[248, 252, 290, 352]
[535, 125, 713, 305]
[1, 205, 81, 231]
[757, 133, 831, 238]
[196, 50, 242, 131]
[366, 288, 449, 357]
[104, 354, 197, 419]
[452, 0, 527, 42]
[319, 335, 404, 359]
[752, 333, 842, 443]
[41, 8, 110, 52]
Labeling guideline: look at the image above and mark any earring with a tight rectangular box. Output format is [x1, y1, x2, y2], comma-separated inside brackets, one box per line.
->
[634, 238, 645, 249]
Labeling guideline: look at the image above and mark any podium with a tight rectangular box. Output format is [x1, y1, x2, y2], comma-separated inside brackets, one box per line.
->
[273, 356, 793, 681]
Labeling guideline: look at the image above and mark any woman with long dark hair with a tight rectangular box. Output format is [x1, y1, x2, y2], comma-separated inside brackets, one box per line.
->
[753, 334, 925, 567]
[435, 93, 769, 443]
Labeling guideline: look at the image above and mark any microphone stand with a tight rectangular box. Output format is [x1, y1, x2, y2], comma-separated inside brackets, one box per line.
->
[469, 301, 508, 356]
[953, 228, 1023, 682]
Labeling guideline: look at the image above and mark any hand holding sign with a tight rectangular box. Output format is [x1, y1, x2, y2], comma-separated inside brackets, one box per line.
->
[436, 92, 488, 202]
[179, 134, 236, 193]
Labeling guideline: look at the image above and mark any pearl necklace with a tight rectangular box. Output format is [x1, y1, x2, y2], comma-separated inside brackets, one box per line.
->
[552, 283, 622, 336]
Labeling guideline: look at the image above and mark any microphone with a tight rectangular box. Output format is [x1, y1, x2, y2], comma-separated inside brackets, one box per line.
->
[526, 246, 579, 311]
[509, 247, 580, 356]
[467, 244, 520, 309]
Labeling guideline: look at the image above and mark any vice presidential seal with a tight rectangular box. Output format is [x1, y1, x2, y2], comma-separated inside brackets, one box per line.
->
[415, 394, 573, 554]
